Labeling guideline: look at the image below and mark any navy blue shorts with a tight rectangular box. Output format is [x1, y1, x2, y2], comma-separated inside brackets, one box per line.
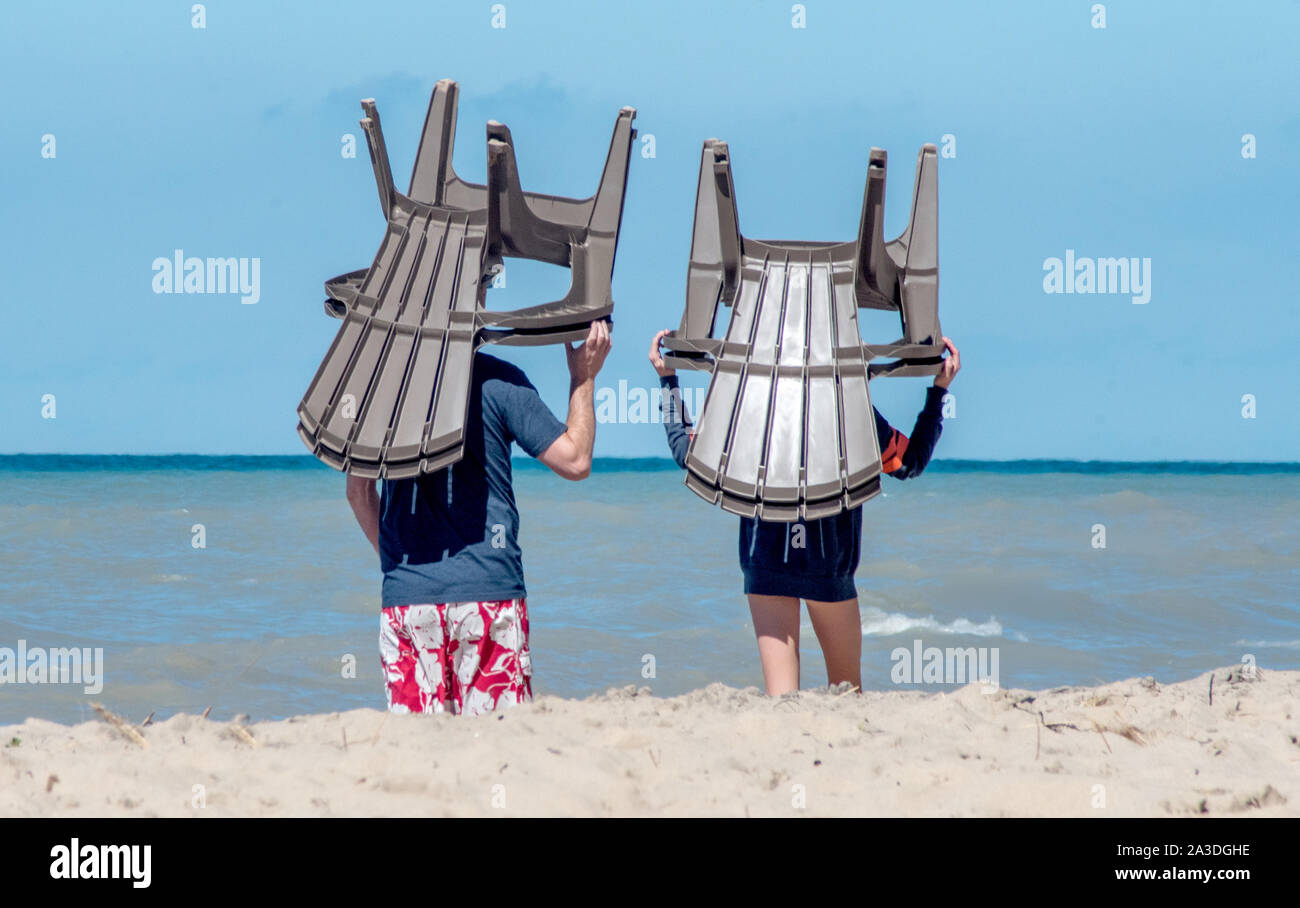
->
[737, 507, 862, 602]
[742, 566, 858, 602]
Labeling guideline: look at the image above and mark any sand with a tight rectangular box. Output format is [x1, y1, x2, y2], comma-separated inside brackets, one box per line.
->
[1, 665, 1295, 817]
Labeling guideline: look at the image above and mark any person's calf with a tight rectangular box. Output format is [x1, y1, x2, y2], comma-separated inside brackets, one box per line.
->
[806, 596, 863, 693]
[747, 594, 801, 695]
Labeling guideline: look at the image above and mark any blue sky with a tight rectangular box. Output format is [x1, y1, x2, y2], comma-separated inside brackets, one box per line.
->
[2, 0, 1297, 460]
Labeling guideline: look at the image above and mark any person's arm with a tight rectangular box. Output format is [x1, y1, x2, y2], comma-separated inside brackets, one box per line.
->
[875, 390, 944, 480]
[659, 374, 693, 469]
[346, 474, 380, 555]
[538, 319, 611, 481]
[650, 329, 692, 469]
[876, 336, 961, 480]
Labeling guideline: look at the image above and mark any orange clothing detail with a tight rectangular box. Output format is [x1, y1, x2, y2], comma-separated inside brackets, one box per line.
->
[880, 430, 910, 474]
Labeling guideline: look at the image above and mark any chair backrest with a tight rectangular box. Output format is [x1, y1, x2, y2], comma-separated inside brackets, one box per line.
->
[663, 139, 944, 520]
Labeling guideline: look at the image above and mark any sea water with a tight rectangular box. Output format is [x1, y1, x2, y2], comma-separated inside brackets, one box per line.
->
[0, 456, 1296, 724]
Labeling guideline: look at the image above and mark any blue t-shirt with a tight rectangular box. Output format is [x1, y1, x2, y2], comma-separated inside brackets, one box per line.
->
[378, 353, 567, 607]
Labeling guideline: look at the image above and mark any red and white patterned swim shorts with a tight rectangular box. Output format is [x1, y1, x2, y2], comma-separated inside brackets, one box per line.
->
[379, 598, 532, 716]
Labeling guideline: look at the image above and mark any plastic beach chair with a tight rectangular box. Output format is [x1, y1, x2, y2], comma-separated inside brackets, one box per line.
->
[662, 139, 944, 521]
[298, 80, 636, 478]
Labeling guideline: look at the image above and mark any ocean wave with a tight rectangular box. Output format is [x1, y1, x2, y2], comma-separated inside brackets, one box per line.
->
[859, 606, 1007, 639]
[1233, 639, 1300, 650]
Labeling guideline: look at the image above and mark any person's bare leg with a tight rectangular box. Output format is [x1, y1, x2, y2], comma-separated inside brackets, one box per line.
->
[806, 597, 862, 691]
[746, 594, 801, 695]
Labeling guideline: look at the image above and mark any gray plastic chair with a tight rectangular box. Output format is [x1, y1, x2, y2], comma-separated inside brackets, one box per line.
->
[663, 139, 943, 521]
[298, 80, 636, 478]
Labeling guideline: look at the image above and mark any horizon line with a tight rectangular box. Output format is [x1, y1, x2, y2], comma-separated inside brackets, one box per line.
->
[0, 454, 1297, 475]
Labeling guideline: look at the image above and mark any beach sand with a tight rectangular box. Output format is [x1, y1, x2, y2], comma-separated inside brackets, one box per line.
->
[1, 665, 1295, 817]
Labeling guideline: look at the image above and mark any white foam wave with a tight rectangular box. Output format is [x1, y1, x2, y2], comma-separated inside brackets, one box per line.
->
[860, 606, 1006, 638]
